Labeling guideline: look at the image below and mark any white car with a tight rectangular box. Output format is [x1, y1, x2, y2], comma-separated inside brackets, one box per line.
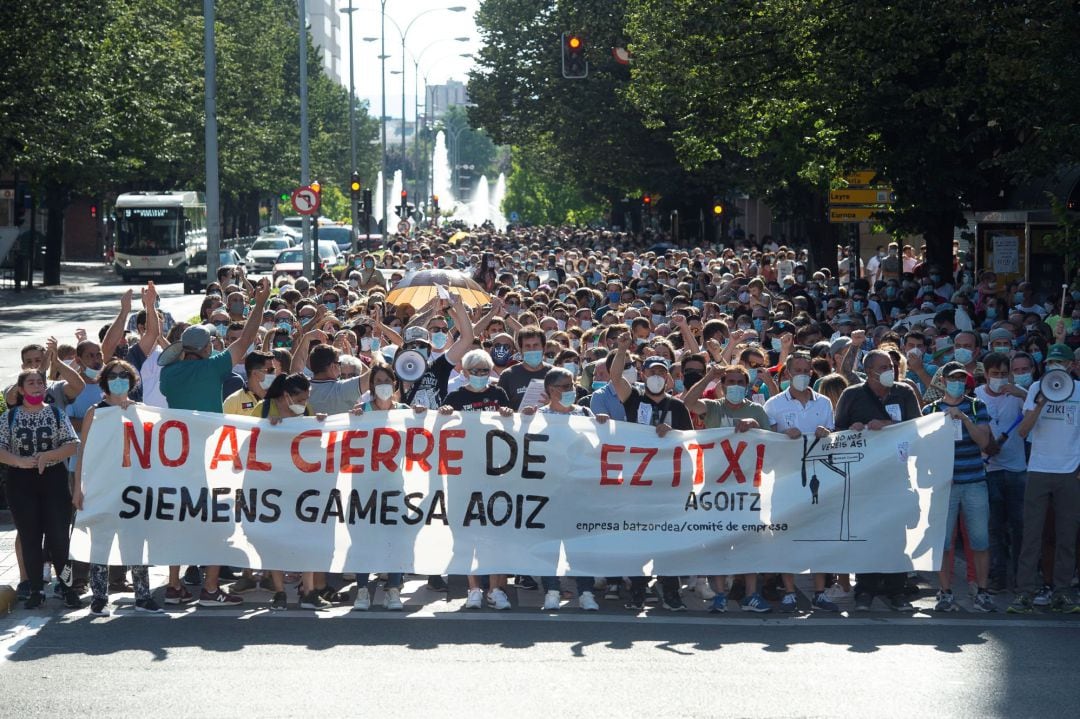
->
[260, 224, 301, 242]
[246, 237, 295, 274]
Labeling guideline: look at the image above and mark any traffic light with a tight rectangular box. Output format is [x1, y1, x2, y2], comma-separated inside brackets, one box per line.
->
[311, 180, 321, 195]
[561, 32, 587, 79]
[711, 198, 724, 216]
[398, 190, 408, 218]
[642, 194, 652, 210]
[279, 191, 289, 203]
[361, 188, 372, 216]
[431, 195, 439, 213]
[349, 171, 361, 199]
[90, 204, 98, 220]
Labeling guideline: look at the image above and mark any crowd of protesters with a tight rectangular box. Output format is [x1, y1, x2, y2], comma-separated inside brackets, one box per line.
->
[2, 226, 1078, 616]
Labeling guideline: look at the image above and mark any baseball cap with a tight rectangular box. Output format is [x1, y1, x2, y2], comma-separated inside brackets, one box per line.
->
[1046, 344, 1074, 363]
[403, 326, 431, 345]
[987, 328, 1013, 345]
[158, 325, 213, 366]
[642, 356, 671, 370]
[940, 361, 969, 378]
[829, 336, 852, 355]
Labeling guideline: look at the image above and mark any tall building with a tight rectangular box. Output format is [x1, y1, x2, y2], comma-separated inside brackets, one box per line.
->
[428, 79, 469, 118]
[308, 0, 345, 87]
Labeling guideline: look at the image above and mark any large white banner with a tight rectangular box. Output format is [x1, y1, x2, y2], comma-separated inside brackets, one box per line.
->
[70, 407, 954, 575]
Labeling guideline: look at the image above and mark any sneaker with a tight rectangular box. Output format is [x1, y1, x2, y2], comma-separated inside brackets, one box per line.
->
[465, 588, 483, 609]
[661, 592, 687, 612]
[426, 575, 448, 592]
[973, 591, 997, 613]
[299, 590, 331, 610]
[542, 589, 561, 610]
[812, 592, 840, 612]
[24, 591, 45, 610]
[352, 587, 371, 612]
[1007, 592, 1034, 614]
[270, 592, 288, 611]
[164, 585, 196, 605]
[623, 591, 646, 610]
[853, 593, 873, 611]
[384, 588, 404, 611]
[603, 583, 622, 601]
[229, 576, 259, 594]
[487, 588, 511, 611]
[62, 586, 84, 609]
[578, 591, 599, 611]
[780, 592, 798, 613]
[181, 566, 202, 586]
[89, 598, 110, 616]
[1033, 586, 1053, 607]
[135, 597, 164, 614]
[15, 580, 31, 601]
[516, 575, 539, 591]
[199, 588, 243, 606]
[1051, 592, 1080, 614]
[709, 593, 728, 613]
[934, 589, 959, 612]
[693, 577, 716, 601]
[741, 592, 772, 613]
[883, 595, 916, 612]
[319, 585, 344, 604]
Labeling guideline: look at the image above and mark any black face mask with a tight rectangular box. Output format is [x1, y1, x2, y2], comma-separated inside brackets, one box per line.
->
[683, 370, 704, 388]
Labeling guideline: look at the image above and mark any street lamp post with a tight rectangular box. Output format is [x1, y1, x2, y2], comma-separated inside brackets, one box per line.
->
[412, 38, 469, 214]
[341, 0, 357, 247]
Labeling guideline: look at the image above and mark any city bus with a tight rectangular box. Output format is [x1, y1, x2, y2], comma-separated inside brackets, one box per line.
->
[113, 191, 207, 282]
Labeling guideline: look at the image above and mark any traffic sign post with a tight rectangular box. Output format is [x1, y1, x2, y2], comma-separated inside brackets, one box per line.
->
[829, 207, 885, 223]
[842, 170, 878, 186]
[291, 185, 321, 215]
[828, 189, 895, 205]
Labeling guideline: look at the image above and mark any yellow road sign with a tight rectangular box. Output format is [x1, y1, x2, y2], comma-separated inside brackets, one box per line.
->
[829, 188, 895, 204]
[829, 207, 885, 223]
[842, 171, 878, 186]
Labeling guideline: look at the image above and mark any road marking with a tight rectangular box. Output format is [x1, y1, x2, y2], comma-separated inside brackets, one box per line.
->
[0, 616, 51, 660]
[51, 607, 1080, 630]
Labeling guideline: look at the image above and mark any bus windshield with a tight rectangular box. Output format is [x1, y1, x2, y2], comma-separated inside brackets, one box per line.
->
[116, 207, 182, 256]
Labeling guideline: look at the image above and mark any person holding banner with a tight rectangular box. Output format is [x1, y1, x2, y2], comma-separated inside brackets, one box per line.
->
[834, 349, 921, 612]
[610, 336, 693, 612]
[521, 366, 607, 612]
[763, 351, 840, 613]
[441, 349, 516, 610]
[72, 359, 162, 616]
[350, 362, 415, 612]
[0, 369, 83, 610]
[683, 363, 773, 613]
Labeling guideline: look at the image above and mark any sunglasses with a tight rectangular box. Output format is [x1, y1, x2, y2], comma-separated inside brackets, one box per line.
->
[105, 372, 132, 381]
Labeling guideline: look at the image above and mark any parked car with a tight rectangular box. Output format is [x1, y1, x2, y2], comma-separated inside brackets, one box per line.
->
[272, 243, 340, 281]
[245, 237, 295, 274]
[185, 248, 246, 294]
[317, 225, 354, 254]
[259, 224, 301, 242]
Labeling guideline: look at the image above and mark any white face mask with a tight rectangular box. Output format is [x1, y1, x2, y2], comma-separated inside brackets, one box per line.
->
[878, 369, 896, 388]
[259, 372, 276, 390]
[288, 403, 307, 415]
[374, 383, 394, 401]
[645, 375, 667, 394]
[987, 377, 1008, 393]
[791, 374, 811, 392]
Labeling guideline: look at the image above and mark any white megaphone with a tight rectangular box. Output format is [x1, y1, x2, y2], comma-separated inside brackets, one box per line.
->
[1039, 368, 1075, 403]
[394, 349, 428, 382]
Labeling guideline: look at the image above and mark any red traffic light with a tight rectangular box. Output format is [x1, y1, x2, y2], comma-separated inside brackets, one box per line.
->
[642, 195, 652, 206]
[90, 204, 98, 219]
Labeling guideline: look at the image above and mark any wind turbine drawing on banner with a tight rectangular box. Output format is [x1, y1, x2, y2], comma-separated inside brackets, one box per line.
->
[801, 436, 864, 541]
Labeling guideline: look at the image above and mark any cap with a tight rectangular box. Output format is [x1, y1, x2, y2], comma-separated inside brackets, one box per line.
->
[403, 326, 431, 344]
[642, 356, 671, 370]
[940, 361, 970, 378]
[987, 328, 1013, 345]
[769, 320, 796, 335]
[1047, 343, 1074, 363]
[829, 336, 852, 355]
[158, 325, 213, 367]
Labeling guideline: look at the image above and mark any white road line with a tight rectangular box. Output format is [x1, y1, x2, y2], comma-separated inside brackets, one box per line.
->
[0, 616, 51, 661]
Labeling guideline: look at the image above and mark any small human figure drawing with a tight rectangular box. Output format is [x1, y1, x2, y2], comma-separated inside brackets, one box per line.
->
[809, 473, 820, 504]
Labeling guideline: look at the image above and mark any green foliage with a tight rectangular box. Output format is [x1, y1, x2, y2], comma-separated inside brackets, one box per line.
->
[440, 106, 499, 179]
[503, 141, 603, 226]
[1043, 194, 1080, 280]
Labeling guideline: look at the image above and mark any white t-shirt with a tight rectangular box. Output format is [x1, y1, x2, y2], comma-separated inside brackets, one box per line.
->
[974, 385, 1027, 472]
[1022, 380, 1080, 474]
[763, 389, 835, 435]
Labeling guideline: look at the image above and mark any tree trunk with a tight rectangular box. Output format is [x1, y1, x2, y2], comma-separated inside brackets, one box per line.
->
[923, 211, 957, 275]
[43, 181, 69, 286]
[807, 191, 838, 275]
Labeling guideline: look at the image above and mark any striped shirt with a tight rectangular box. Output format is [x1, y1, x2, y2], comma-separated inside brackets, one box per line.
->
[922, 397, 989, 484]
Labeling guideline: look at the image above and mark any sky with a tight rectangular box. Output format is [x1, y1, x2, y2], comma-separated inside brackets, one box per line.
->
[335, 0, 481, 119]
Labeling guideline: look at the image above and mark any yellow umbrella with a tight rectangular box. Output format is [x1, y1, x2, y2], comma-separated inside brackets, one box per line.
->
[447, 231, 470, 246]
[385, 269, 492, 309]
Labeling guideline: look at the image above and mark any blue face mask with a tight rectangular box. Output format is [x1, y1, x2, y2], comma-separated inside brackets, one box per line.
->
[1032, 351, 1044, 364]
[1013, 372, 1033, 388]
[560, 390, 577, 407]
[853, 300, 864, 312]
[608, 291, 621, 303]
[214, 322, 229, 335]
[986, 307, 997, 319]
[431, 331, 448, 350]
[673, 379, 685, 393]
[953, 348, 974, 364]
[523, 350, 544, 367]
[491, 345, 513, 367]
[277, 321, 292, 333]
[753, 319, 764, 332]
[692, 300, 704, 310]
[84, 366, 100, 380]
[324, 302, 337, 312]
[746, 367, 758, 384]
[780, 380, 791, 392]
[107, 378, 129, 396]
[725, 385, 747, 404]
[885, 287, 897, 299]
[468, 374, 488, 391]
[945, 380, 966, 398]
[591, 381, 606, 391]
[1014, 292, 1024, 304]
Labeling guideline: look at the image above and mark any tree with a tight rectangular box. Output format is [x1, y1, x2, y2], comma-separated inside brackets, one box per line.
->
[503, 140, 603, 226]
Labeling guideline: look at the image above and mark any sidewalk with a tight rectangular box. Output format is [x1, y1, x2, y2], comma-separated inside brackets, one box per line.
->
[0, 261, 112, 299]
[0, 519, 17, 589]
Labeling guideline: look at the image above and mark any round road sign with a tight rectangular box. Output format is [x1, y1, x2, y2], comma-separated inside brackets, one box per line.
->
[396, 220, 411, 234]
[291, 186, 321, 215]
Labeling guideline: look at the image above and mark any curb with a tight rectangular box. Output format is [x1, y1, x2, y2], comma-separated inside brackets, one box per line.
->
[0, 283, 90, 298]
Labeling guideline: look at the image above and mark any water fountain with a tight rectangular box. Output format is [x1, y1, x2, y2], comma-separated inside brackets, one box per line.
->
[491, 172, 507, 231]
[469, 175, 490, 227]
[374, 170, 384, 225]
[432, 131, 455, 210]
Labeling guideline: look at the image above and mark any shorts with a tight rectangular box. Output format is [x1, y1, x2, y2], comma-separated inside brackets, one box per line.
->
[944, 481, 990, 552]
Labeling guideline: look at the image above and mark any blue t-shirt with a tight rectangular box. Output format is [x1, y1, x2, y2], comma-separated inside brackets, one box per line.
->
[922, 396, 989, 484]
[160, 350, 235, 413]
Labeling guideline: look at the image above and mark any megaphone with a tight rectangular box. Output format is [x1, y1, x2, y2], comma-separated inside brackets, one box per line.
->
[394, 349, 428, 382]
[1039, 368, 1075, 403]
